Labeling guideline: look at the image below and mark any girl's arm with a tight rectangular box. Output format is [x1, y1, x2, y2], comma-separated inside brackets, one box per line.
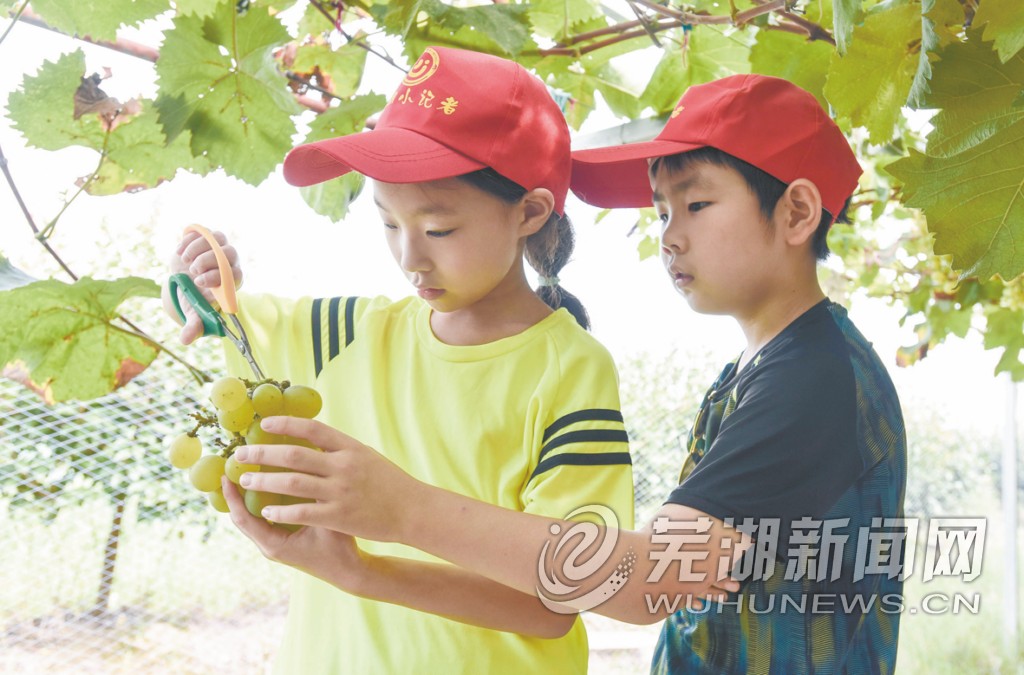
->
[221, 479, 576, 638]
[235, 417, 745, 626]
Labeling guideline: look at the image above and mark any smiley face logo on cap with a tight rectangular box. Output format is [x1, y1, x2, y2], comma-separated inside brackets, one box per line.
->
[402, 48, 440, 87]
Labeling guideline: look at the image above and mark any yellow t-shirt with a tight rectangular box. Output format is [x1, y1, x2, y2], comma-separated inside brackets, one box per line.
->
[225, 294, 635, 675]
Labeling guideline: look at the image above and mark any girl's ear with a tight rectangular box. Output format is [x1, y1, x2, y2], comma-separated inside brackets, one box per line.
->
[519, 188, 555, 236]
[776, 179, 822, 248]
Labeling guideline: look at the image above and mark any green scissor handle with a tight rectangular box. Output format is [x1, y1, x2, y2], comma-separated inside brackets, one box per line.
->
[168, 272, 226, 338]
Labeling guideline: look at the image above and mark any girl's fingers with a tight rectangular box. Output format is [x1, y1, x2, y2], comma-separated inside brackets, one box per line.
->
[238, 470, 325, 501]
[189, 249, 225, 278]
[236, 443, 328, 475]
[175, 230, 203, 256]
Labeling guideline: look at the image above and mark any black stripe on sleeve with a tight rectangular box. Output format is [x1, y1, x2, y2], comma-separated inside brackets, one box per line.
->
[530, 452, 632, 481]
[539, 429, 630, 462]
[328, 297, 341, 360]
[345, 296, 357, 347]
[311, 298, 323, 377]
[542, 409, 624, 443]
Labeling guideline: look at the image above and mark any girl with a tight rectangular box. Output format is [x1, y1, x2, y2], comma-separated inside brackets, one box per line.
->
[164, 46, 634, 675]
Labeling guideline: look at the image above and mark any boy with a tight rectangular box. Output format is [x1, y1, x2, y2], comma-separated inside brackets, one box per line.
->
[239, 74, 907, 674]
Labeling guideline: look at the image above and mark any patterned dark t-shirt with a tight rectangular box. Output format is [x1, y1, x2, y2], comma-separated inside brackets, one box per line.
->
[652, 300, 907, 675]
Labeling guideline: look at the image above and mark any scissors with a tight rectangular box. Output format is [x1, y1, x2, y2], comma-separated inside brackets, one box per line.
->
[168, 224, 265, 380]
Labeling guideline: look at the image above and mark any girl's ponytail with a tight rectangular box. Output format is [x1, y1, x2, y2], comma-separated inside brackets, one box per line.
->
[525, 214, 590, 330]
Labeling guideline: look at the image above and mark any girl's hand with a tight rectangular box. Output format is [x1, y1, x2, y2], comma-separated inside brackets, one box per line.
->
[230, 416, 420, 543]
[163, 229, 244, 345]
[221, 476, 369, 593]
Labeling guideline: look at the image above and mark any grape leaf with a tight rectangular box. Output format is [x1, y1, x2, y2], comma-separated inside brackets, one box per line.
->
[296, 93, 386, 221]
[174, 0, 221, 19]
[923, 36, 1024, 157]
[984, 308, 1024, 378]
[824, 2, 921, 143]
[155, 3, 300, 184]
[84, 107, 200, 195]
[886, 116, 1024, 281]
[0, 255, 36, 291]
[641, 27, 752, 115]
[7, 50, 105, 151]
[972, 0, 1024, 62]
[0, 277, 161, 403]
[399, 0, 533, 57]
[292, 42, 368, 99]
[908, 0, 965, 107]
[29, 0, 169, 41]
[833, 0, 862, 55]
[528, 0, 605, 40]
[750, 28, 832, 109]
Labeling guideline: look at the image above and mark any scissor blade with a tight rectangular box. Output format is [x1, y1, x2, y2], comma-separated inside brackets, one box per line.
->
[226, 315, 265, 380]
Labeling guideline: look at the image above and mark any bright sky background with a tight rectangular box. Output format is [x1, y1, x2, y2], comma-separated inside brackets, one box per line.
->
[0, 10, 1017, 439]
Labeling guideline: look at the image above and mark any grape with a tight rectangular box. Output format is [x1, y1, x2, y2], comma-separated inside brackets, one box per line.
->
[283, 435, 320, 450]
[284, 385, 322, 418]
[168, 433, 202, 469]
[207, 489, 230, 513]
[225, 454, 259, 484]
[244, 489, 285, 518]
[245, 422, 282, 446]
[251, 383, 285, 417]
[189, 454, 227, 492]
[219, 399, 256, 434]
[210, 376, 247, 411]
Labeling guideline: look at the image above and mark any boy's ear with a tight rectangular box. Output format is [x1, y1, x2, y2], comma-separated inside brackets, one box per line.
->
[519, 188, 555, 236]
[776, 179, 823, 247]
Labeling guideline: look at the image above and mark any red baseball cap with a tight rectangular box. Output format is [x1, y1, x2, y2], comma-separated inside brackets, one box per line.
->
[283, 46, 572, 215]
[570, 74, 862, 221]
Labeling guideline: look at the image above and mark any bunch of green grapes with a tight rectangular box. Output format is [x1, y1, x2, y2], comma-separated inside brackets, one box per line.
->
[166, 376, 322, 526]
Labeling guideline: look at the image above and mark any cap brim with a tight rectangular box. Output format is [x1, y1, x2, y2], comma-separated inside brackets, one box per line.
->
[283, 127, 487, 187]
[570, 139, 704, 208]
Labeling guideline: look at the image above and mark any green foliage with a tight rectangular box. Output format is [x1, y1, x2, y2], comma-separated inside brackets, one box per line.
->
[7, 50, 93, 151]
[4, 0, 1024, 413]
[750, 29, 832, 108]
[887, 117, 1024, 281]
[919, 37, 1024, 158]
[0, 277, 161, 402]
[825, 1, 922, 143]
[292, 42, 368, 99]
[154, 1, 299, 184]
[972, 0, 1024, 62]
[28, 0, 168, 42]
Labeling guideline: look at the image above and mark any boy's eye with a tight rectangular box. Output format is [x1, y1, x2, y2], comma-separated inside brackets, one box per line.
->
[383, 222, 398, 230]
[427, 229, 454, 238]
[688, 201, 711, 212]
[657, 213, 669, 224]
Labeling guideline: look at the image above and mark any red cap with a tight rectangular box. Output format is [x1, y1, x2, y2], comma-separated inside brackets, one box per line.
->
[283, 47, 571, 215]
[570, 74, 862, 222]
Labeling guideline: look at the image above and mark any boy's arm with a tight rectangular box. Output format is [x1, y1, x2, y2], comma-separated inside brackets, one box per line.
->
[221, 479, 576, 638]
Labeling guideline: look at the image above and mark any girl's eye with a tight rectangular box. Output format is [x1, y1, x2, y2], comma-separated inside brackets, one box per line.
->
[383, 222, 398, 230]
[688, 201, 711, 212]
[657, 213, 669, 224]
[427, 229, 454, 238]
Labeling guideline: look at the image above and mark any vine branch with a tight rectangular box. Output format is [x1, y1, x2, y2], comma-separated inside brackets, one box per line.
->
[308, 0, 408, 75]
[0, 140, 210, 386]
